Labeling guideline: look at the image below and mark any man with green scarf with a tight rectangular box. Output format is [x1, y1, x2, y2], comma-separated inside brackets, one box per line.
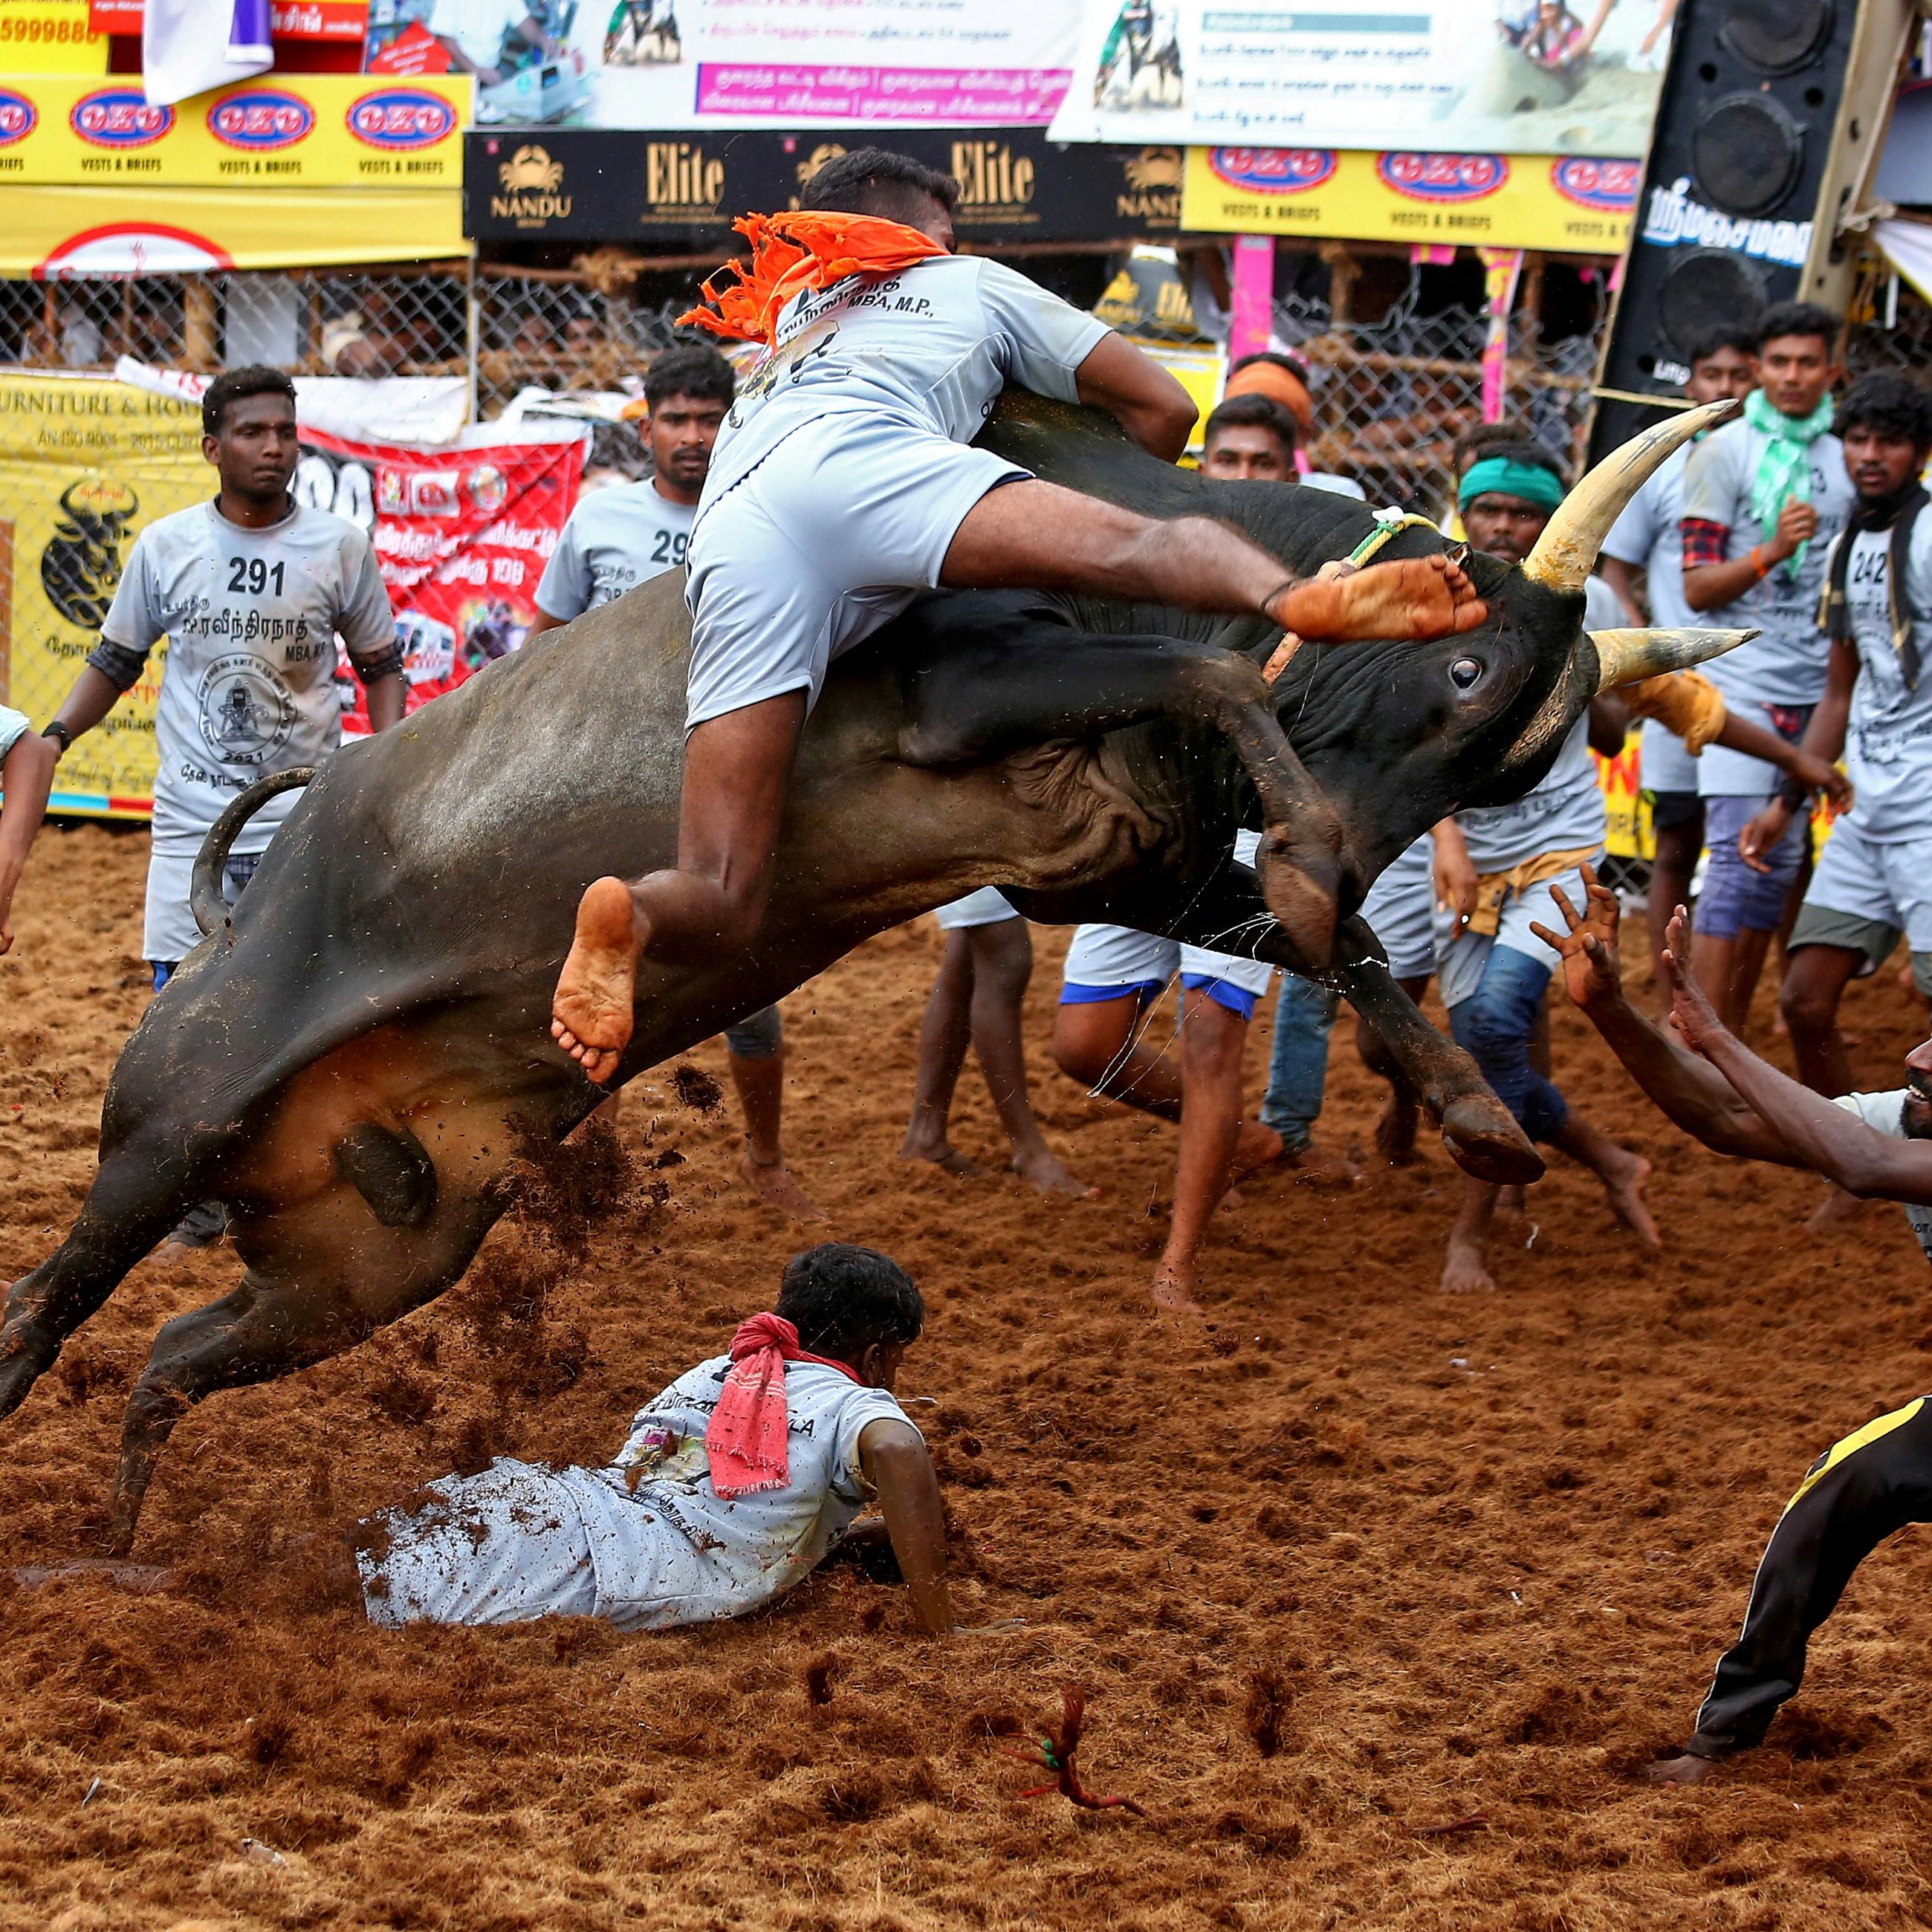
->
[1680, 302, 1854, 1034]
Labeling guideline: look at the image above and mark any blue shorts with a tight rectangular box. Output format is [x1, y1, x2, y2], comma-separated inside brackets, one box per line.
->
[1699, 793, 1807, 940]
[1060, 923, 1274, 1022]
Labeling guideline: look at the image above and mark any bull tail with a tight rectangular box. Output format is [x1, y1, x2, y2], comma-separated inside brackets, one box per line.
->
[190, 767, 317, 937]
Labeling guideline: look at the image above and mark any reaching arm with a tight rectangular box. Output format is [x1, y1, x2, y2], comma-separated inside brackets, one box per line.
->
[858, 1419, 954, 1635]
[0, 730, 56, 955]
[52, 663, 131, 745]
[1736, 636, 1858, 867]
[1528, 869, 1804, 1163]
[1599, 554, 1648, 626]
[1074, 331, 1197, 465]
[1664, 933, 1932, 1206]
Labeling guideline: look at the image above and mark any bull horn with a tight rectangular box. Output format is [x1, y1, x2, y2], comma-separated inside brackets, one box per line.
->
[1520, 397, 1740, 592]
[1588, 626, 1757, 691]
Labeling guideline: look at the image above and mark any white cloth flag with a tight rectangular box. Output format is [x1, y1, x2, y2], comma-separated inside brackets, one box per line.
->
[143, 0, 273, 108]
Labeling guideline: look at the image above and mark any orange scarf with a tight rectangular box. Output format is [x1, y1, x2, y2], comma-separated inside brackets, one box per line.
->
[678, 211, 950, 346]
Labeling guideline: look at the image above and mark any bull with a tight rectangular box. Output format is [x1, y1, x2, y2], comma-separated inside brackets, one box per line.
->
[0, 394, 1741, 1553]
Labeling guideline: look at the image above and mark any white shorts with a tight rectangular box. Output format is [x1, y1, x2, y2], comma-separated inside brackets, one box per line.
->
[1357, 834, 1436, 982]
[360, 1459, 598, 1629]
[1435, 855, 1602, 1011]
[142, 841, 265, 966]
[1797, 820, 1932, 956]
[1639, 713, 1700, 797]
[933, 887, 1019, 930]
[684, 415, 1028, 731]
[1060, 921, 1274, 1020]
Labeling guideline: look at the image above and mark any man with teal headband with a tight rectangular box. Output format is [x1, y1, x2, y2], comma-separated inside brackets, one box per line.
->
[1681, 302, 1853, 1034]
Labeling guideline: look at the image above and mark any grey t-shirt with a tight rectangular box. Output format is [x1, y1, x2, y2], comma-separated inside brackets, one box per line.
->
[1602, 441, 1693, 629]
[707, 253, 1109, 505]
[1832, 517, 1932, 843]
[0, 704, 27, 763]
[534, 479, 696, 621]
[1679, 415, 1854, 707]
[1832, 1089, 1932, 1264]
[100, 499, 396, 854]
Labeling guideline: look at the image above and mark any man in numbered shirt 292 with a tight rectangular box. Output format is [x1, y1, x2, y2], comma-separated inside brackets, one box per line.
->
[45, 365, 404, 979]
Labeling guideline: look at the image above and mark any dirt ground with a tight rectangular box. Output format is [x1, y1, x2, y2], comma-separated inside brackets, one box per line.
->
[5, 821, 1932, 1932]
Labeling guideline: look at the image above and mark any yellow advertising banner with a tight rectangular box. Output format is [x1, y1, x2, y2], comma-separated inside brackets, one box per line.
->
[0, 184, 468, 273]
[1180, 148, 1638, 256]
[0, 71, 470, 187]
[0, 0, 105, 72]
[0, 374, 207, 817]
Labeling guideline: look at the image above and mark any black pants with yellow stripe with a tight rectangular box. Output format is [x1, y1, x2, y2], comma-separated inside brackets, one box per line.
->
[1688, 1394, 1932, 1757]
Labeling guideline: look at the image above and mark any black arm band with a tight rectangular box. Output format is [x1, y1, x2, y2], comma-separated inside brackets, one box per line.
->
[349, 640, 406, 684]
[1776, 774, 1811, 813]
[85, 638, 147, 693]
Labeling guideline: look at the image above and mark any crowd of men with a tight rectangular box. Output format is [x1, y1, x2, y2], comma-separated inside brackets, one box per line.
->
[4, 151, 1932, 1777]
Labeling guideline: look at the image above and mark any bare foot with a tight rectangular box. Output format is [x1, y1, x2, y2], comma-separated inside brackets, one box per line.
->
[1283, 1140, 1363, 1189]
[1150, 1259, 1206, 1315]
[1374, 1095, 1420, 1164]
[1009, 1145, 1100, 1199]
[551, 877, 640, 1084]
[1440, 1236, 1497, 1294]
[1599, 1147, 1662, 1249]
[739, 1150, 829, 1222]
[1229, 1119, 1286, 1187]
[1276, 554, 1487, 642]
[1806, 1183, 1876, 1234]
[898, 1135, 992, 1179]
[1644, 1753, 1722, 1786]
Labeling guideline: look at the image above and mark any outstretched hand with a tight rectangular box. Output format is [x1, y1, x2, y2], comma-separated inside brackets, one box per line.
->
[1737, 800, 1794, 874]
[1274, 554, 1488, 643]
[1659, 905, 1723, 1058]
[1528, 863, 1621, 1011]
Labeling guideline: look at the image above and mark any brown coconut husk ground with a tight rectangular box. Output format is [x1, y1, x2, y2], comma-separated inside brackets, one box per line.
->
[5, 820, 1932, 1931]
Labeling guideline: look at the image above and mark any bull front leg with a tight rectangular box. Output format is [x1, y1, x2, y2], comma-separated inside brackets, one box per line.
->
[1158, 870, 1543, 1187]
[895, 599, 1349, 966]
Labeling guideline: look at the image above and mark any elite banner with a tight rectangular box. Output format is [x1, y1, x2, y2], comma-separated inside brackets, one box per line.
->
[1050, 0, 1668, 161]
[366, 0, 1077, 131]
[0, 374, 580, 819]
[0, 71, 470, 187]
[466, 128, 1185, 244]
[1179, 147, 1638, 256]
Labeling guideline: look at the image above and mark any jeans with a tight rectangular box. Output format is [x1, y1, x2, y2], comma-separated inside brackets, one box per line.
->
[1445, 942, 1567, 1144]
[1260, 972, 1338, 1152]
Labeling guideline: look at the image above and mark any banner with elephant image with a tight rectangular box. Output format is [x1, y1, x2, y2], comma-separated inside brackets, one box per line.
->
[1049, 0, 1670, 160]
[0, 372, 580, 819]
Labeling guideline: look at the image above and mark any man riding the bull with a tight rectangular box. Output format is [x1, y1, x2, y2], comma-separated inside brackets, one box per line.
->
[548, 148, 1488, 1083]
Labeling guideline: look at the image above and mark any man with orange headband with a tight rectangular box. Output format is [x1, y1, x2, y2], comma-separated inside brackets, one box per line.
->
[550, 149, 1487, 1084]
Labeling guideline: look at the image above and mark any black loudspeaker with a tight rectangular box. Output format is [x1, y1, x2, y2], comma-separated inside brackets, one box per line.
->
[1589, 0, 1914, 461]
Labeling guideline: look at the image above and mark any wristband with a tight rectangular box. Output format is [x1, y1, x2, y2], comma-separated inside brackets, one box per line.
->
[1775, 774, 1809, 813]
[41, 719, 71, 756]
[1748, 545, 1772, 581]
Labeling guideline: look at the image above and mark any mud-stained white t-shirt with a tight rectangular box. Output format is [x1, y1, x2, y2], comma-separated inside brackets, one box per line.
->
[1832, 1089, 1932, 1265]
[100, 499, 395, 855]
[0, 704, 27, 762]
[534, 479, 696, 620]
[706, 253, 1109, 504]
[1832, 519, 1932, 843]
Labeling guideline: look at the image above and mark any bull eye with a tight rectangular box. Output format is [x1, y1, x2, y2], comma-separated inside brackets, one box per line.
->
[1450, 656, 1483, 690]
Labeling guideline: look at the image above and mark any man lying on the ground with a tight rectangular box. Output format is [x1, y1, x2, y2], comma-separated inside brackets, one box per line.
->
[356, 1242, 954, 1633]
[1534, 867, 1932, 1778]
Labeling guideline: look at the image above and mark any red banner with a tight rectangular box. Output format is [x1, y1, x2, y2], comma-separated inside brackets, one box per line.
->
[89, 0, 368, 39]
[291, 425, 583, 734]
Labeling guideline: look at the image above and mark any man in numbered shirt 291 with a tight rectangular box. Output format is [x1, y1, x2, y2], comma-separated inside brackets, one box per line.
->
[45, 365, 404, 978]
[524, 343, 736, 641]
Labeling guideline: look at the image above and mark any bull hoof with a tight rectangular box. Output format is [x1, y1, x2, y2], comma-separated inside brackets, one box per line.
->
[1440, 1095, 1544, 1187]
[0, 1343, 51, 1422]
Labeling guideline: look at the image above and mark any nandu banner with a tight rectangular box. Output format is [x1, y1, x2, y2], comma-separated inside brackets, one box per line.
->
[0, 373, 581, 818]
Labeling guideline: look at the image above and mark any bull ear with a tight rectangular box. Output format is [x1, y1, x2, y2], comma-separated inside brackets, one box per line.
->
[1589, 626, 1757, 690]
[1520, 398, 1741, 593]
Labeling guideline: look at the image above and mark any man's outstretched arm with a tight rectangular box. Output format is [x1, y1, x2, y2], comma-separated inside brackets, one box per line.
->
[858, 1418, 955, 1635]
[1662, 915, 1932, 1207]
[1073, 331, 1198, 464]
[1529, 869, 1801, 1164]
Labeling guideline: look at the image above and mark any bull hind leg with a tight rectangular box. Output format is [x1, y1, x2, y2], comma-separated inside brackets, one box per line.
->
[896, 600, 1347, 966]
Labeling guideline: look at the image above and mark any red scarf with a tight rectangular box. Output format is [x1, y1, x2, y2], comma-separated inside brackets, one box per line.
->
[678, 210, 949, 347]
[704, 1312, 861, 1500]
